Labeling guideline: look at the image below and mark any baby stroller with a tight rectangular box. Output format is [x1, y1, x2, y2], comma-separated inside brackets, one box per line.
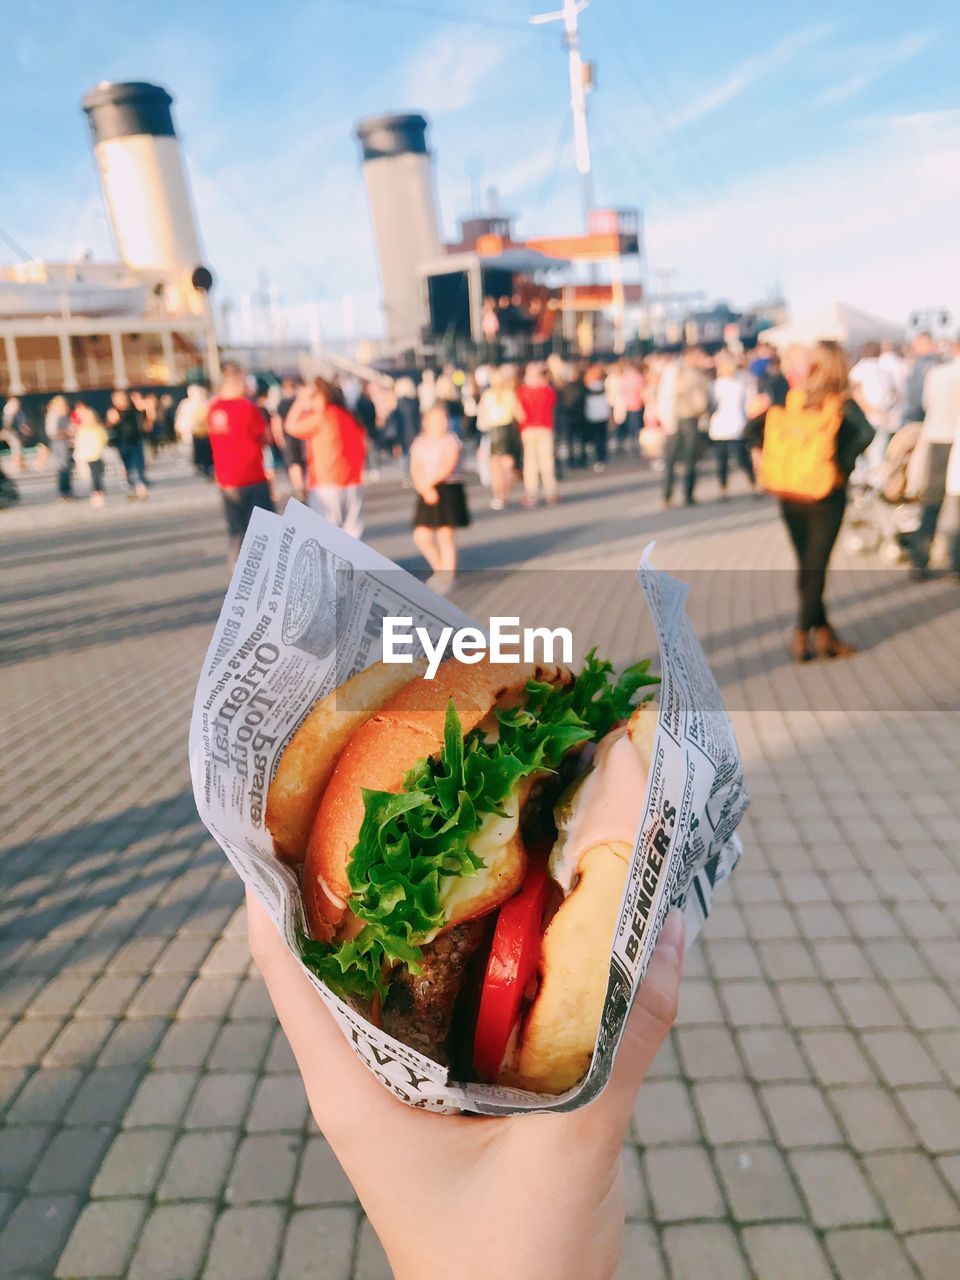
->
[843, 425, 920, 563]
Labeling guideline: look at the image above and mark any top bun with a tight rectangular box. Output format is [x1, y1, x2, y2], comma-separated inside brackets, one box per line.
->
[266, 661, 421, 863]
[302, 658, 567, 941]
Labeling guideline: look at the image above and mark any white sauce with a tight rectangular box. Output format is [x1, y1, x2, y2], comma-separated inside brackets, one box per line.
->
[319, 875, 347, 911]
[439, 789, 521, 918]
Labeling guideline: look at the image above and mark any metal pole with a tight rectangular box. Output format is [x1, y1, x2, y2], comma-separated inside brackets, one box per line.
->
[59, 331, 79, 392]
[563, 0, 593, 228]
[109, 330, 128, 390]
[611, 255, 625, 354]
[531, 0, 594, 230]
[160, 329, 176, 382]
[4, 334, 24, 395]
[202, 293, 221, 386]
[657, 267, 675, 344]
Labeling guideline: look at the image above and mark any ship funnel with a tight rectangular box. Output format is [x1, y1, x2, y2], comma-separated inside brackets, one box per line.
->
[355, 113, 443, 350]
[82, 81, 212, 315]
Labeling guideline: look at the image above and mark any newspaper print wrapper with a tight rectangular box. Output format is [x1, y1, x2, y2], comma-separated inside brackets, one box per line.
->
[189, 500, 748, 1115]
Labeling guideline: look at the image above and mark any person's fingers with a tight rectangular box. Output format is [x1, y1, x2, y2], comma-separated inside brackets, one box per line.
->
[245, 889, 400, 1137]
[597, 908, 684, 1127]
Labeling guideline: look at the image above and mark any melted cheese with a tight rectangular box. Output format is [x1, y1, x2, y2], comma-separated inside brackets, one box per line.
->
[439, 789, 522, 923]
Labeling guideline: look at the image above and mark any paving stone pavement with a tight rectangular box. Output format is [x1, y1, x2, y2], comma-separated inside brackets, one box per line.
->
[1, 456, 958, 1280]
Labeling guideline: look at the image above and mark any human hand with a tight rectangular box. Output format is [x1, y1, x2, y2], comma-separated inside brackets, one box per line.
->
[420, 484, 440, 505]
[247, 892, 683, 1280]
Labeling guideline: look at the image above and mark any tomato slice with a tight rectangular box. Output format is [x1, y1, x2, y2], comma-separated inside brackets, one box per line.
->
[472, 856, 550, 1081]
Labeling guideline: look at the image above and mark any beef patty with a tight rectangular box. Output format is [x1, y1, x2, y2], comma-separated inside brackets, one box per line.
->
[381, 919, 488, 1064]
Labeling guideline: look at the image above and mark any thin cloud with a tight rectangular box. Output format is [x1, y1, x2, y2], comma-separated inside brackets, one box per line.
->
[645, 110, 960, 324]
[667, 24, 834, 131]
[400, 31, 516, 115]
[870, 108, 960, 131]
[816, 31, 930, 106]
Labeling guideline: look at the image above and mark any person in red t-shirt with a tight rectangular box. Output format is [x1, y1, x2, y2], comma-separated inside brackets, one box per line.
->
[207, 364, 275, 561]
[285, 378, 367, 539]
[515, 362, 558, 507]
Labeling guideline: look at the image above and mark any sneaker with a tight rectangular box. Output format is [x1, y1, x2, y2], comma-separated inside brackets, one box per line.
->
[522, 496, 537, 509]
[593, 462, 606, 473]
[490, 497, 505, 511]
[90, 492, 105, 508]
[135, 483, 148, 500]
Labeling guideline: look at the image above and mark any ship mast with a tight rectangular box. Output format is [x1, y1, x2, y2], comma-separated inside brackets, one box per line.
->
[530, 0, 594, 230]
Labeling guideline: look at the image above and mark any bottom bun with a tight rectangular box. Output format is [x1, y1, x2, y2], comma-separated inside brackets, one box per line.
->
[502, 702, 658, 1094]
[507, 838, 632, 1094]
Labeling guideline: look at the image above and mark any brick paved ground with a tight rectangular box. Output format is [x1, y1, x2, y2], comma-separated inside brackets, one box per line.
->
[1, 454, 958, 1279]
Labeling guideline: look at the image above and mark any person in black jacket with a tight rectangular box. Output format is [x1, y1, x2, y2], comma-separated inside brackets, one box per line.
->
[757, 352, 790, 408]
[386, 378, 421, 487]
[106, 391, 148, 499]
[745, 341, 873, 662]
[556, 363, 588, 470]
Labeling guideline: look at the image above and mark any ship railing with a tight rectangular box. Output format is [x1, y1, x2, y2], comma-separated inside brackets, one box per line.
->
[9, 352, 201, 395]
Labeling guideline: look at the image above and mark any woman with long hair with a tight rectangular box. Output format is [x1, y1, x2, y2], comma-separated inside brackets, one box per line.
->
[746, 341, 874, 661]
[286, 377, 367, 538]
[410, 403, 470, 595]
[476, 365, 519, 509]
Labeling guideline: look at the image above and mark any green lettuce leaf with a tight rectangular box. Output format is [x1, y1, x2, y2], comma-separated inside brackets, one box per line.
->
[300, 653, 658, 1001]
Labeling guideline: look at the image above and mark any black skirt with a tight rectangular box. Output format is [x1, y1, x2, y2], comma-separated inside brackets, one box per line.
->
[413, 482, 471, 529]
[489, 421, 521, 458]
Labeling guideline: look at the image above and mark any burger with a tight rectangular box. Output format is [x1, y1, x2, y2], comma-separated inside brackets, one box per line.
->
[265, 651, 658, 1094]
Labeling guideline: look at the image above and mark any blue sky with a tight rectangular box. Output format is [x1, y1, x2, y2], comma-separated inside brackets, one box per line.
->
[3, 0, 960, 339]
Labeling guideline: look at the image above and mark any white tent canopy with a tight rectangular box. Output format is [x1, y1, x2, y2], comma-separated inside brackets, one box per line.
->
[759, 302, 903, 351]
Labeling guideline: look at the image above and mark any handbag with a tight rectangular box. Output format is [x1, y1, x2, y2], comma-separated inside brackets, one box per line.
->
[638, 425, 664, 460]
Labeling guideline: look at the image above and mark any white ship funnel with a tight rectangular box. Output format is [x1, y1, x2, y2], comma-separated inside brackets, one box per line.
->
[356, 113, 442, 349]
[82, 81, 213, 316]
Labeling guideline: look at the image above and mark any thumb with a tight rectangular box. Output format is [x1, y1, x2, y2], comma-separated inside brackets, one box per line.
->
[599, 908, 684, 1126]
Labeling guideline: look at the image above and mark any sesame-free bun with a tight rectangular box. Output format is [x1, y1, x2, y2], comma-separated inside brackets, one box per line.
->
[507, 702, 657, 1094]
[302, 658, 568, 942]
[265, 661, 421, 863]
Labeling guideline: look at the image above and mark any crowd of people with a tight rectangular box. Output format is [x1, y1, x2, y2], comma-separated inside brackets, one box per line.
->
[0, 388, 182, 507]
[2, 329, 958, 620]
